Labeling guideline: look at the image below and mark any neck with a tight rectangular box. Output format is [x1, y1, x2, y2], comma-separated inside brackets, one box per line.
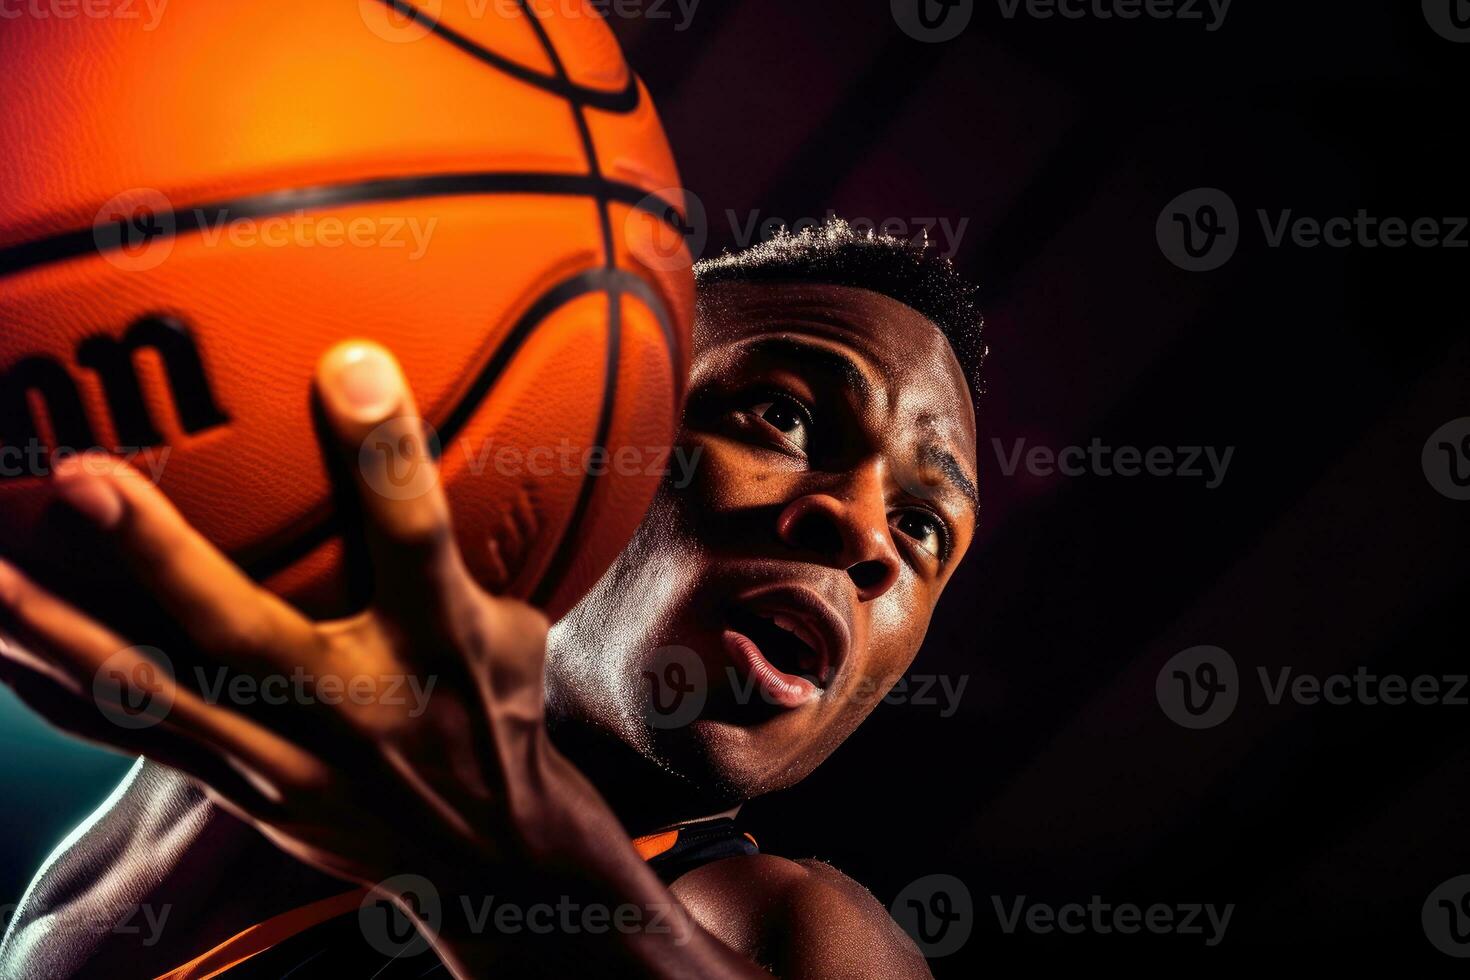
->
[545, 712, 740, 839]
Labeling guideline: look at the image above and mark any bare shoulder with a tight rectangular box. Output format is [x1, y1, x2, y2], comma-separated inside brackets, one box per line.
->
[671, 853, 932, 979]
[0, 758, 208, 978]
[0, 758, 338, 979]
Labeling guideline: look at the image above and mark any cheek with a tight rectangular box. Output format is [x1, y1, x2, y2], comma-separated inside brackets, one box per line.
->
[679, 434, 802, 515]
[577, 490, 709, 662]
[852, 586, 935, 688]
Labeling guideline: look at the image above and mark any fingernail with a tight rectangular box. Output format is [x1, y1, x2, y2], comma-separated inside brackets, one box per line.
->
[52, 459, 124, 529]
[322, 342, 401, 423]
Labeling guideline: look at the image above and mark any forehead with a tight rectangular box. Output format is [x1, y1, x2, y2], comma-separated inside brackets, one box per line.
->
[692, 280, 977, 458]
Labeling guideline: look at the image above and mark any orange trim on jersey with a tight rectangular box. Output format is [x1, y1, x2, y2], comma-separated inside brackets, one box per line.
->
[152, 888, 368, 980]
[631, 829, 680, 861]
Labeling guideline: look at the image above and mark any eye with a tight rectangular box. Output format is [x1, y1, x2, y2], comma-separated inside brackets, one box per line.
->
[893, 509, 947, 560]
[745, 393, 812, 453]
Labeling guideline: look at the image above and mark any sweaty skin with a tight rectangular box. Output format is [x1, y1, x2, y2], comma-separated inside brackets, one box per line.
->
[549, 281, 978, 804]
[0, 281, 976, 978]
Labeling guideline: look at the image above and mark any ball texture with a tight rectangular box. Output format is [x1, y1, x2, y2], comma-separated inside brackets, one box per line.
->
[0, 0, 694, 618]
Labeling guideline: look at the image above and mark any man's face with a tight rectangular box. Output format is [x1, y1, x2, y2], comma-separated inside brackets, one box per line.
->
[549, 280, 977, 800]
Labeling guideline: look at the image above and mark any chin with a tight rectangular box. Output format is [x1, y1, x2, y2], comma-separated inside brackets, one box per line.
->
[643, 714, 828, 802]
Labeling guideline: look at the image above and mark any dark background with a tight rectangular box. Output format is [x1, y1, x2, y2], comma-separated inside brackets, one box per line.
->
[3, 1, 1467, 972]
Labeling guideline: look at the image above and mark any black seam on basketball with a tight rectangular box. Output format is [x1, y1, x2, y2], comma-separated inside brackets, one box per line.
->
[515, 0, 622, 608]
[240, 268, 674, 585]
[376, 0, 640, 114]
[530, 287, 620, 609]
[0, 174, 683, 280]
[512, 0, 617, 269]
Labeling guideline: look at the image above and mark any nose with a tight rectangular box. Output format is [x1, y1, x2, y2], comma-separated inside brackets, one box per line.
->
[775, 470, 902, 602]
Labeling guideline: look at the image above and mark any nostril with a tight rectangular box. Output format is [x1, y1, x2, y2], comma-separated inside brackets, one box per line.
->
[847, 558, 891, 594]
[776, 494, 899, 597]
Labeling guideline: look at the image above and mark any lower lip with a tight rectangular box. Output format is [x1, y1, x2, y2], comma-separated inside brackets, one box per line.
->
[721, 629, 821, 709]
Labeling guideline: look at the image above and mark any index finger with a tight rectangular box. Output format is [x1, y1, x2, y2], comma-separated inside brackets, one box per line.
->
[314, 341, 469, 618]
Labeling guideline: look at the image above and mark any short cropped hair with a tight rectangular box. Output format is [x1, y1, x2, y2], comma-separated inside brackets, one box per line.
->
[693, 217, 987, 398]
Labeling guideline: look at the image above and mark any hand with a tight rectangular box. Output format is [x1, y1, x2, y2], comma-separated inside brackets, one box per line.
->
[0, 342, 631, 972]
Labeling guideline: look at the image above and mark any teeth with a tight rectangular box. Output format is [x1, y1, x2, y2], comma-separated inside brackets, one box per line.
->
[753, 611, 826, 677]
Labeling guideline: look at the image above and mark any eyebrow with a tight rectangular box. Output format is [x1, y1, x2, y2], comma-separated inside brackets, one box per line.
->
[739, 336, 875, 406]
[738, 335, 979, 520]
[921, 445, 981, 521]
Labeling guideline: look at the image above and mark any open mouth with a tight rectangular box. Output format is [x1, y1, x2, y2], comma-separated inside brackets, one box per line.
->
[731, 605, 825, 677]
[721, 597, 843, 710]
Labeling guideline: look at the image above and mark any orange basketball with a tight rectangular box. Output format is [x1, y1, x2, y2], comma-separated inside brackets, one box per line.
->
[0, 1, 693, 618]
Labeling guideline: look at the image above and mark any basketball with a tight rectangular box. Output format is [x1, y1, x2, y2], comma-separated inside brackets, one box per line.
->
[0, 1, 693, 618]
